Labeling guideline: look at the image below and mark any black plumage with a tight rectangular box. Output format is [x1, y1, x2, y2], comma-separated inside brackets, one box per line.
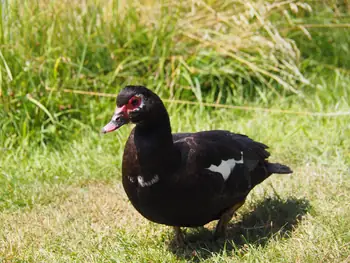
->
[102, 85, 292, 244]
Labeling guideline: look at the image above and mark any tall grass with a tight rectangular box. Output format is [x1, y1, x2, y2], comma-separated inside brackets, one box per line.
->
[286, 0, 350, 69]
[0, 0, 316, 148]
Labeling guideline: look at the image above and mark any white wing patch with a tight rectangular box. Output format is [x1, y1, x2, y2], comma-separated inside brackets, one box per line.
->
[137, 175, 159, 187]
[207, 151, 244, 181]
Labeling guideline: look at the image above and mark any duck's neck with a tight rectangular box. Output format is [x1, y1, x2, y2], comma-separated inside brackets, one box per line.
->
[133, 113, 179, 175]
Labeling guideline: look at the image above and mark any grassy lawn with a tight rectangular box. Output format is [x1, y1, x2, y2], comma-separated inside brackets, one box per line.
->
[1, 0, 350, 262]
[1, 88, 349, 262]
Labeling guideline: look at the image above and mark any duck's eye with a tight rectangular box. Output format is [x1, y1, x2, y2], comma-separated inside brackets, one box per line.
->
[131, 99, 139, 106]
[128, 96, 142, 109]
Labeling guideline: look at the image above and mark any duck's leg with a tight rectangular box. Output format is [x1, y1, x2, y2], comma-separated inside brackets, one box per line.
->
[214, 201, 245, 239]
[173, 226, 185, 246]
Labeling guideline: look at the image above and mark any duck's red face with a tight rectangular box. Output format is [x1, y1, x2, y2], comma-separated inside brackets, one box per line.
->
[102, 85, 166, 134]
[102, 94, 145, 133]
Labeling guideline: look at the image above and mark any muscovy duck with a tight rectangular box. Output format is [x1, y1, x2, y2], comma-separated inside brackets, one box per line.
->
[102, 85, 292, 245]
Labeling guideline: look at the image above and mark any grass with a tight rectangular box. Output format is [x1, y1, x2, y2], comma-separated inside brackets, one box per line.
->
[1, 0, 350, 262]
[1, 86, 349, 261]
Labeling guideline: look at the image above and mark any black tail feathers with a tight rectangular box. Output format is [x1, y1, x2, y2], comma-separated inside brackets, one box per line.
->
[267, 163, 293, 174]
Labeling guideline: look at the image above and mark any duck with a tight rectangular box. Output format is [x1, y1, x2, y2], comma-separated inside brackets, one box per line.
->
[102, 85, 292, 245]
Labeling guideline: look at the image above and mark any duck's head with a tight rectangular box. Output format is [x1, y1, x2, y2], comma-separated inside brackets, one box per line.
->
[102, 85, 167, 133]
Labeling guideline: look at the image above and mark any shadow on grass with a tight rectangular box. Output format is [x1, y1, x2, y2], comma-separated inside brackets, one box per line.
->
[170, 197, 311, 261]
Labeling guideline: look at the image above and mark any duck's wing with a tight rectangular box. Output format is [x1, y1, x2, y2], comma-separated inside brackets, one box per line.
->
[174, 130, 270, 169]
[172, 130, 274, 189]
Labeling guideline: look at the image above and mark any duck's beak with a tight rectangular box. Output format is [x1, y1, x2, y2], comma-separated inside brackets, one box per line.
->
[102, 105, 128, 134]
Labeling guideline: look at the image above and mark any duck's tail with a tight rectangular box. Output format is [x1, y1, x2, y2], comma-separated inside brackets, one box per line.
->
[267, 162, 293, 174]
[248, 162, 293, 189]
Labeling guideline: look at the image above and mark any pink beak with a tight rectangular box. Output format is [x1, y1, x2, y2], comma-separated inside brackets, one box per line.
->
[102, 105, 128, 133]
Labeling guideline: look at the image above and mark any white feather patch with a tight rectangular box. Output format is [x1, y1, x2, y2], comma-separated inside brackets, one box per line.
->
[137, 175, 159, 187]
[207, 152, 244, 181]
[128, 176, 136, 183]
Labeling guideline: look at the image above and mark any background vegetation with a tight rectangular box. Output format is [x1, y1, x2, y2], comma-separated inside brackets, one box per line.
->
[0, 0, 349, 262]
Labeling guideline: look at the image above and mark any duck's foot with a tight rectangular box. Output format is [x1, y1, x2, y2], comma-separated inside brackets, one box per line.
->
[214, 201, 245, 240]
[214, 210, 234, 240]
[173, 226, 185, 247]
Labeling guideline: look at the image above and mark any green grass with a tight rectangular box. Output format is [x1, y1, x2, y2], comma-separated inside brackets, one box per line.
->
[1, 98, 349, 262]
[1, 0, 350, 262]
